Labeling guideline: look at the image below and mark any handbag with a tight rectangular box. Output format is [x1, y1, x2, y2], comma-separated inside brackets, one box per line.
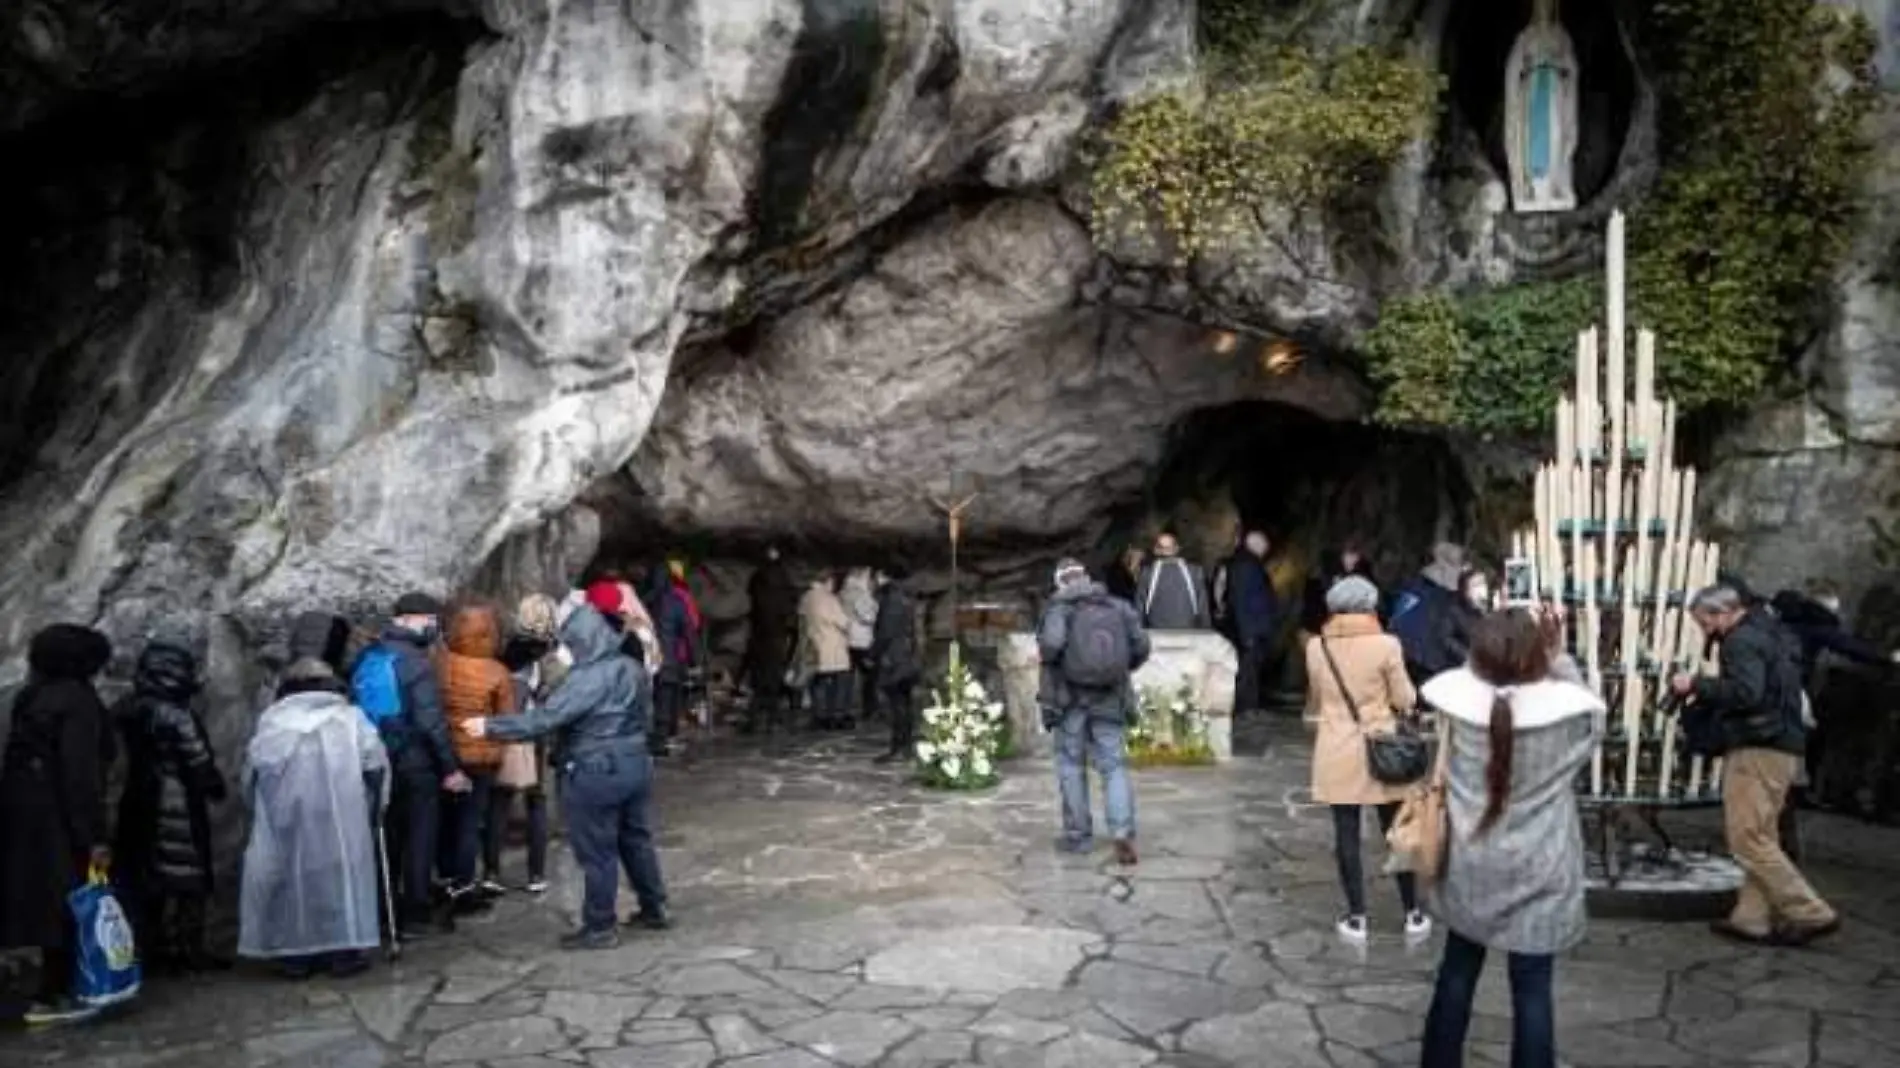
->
[70, 864, 140, 1008]
[1319, 636, 1431, 785]
[1386, 720, 1450, 882]
[497, 742, 540, 789]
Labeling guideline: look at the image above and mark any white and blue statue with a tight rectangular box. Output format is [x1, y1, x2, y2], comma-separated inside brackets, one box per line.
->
[1504, 0, 1580, 214]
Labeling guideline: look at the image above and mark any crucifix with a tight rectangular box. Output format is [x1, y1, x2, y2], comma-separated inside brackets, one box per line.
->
[929, 481, 981, 641]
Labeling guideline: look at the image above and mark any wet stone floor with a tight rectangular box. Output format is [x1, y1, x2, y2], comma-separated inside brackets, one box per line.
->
[6, 719, 1900, 1068]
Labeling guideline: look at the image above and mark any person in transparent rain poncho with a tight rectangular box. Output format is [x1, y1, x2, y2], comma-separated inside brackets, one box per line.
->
[238, 657, 391, 978]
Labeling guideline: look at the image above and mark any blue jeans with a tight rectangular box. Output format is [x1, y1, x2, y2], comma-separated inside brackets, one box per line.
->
[1055, 709, 1135, 845]
[1421, 929, 1555, 1068]
[563, 749, 667, 933]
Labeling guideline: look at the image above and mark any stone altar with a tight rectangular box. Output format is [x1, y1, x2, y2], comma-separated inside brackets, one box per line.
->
[999, 630, 1238, 762]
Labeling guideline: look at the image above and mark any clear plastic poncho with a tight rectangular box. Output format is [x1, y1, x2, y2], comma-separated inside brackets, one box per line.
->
[238, 691, 389, 959]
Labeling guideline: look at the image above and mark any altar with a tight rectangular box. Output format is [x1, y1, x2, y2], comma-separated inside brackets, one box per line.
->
[999, 630, 1238, 762]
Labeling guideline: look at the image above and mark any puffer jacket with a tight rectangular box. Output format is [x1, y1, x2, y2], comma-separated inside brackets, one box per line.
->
[114, 643, 226, 895]
[439, 605, 516, 769]
[488, 605, 649, 761]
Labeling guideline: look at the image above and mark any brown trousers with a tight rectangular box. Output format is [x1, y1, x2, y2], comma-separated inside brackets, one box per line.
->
[1723, 748, 1835, 933]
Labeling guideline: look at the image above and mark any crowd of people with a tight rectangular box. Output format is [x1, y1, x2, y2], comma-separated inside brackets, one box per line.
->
[0, 523, 1887, 1063]
[1045, 529, 1879, 1067]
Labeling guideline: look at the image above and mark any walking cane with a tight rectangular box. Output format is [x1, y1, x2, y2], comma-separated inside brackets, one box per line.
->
[372, 782, 401, 961]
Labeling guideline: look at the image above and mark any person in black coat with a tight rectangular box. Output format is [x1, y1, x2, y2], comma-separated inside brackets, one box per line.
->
[113, 640, 228, 974]
[744, 546, 799, 735]
[870, 569, 923, 764]
[0, 624, 114, 1022]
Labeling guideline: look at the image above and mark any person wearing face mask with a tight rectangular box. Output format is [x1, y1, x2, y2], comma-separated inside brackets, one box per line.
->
[1768, 579, 1899, 811]
[1135, 532, 1212, 631]
[355, 592, 468, 941]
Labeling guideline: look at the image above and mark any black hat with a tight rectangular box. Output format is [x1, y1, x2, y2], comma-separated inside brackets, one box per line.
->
[393, 591, 443, 617]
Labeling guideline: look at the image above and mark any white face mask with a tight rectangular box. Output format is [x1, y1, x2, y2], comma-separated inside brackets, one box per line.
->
[1467, 583, 1490, 607]
[1820, 598, 1842, 615]
[1244, 533, 1268, 556]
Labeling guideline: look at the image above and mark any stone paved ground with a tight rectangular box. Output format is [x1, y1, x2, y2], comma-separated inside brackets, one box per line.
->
[5, 719, 1900, 1067]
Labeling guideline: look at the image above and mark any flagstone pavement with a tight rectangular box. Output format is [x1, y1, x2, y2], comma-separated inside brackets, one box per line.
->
[5, 719, 1899, 1068]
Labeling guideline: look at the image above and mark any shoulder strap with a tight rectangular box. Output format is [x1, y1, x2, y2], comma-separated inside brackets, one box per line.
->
[1318, 636, 1361, 725]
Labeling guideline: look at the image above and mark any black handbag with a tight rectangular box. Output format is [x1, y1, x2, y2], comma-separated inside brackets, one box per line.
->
[1320, 636, 1431, 785]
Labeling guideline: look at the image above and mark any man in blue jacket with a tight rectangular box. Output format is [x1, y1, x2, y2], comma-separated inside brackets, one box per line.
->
[371, 592, 469, 939]
[1223, 531, 1278, 716]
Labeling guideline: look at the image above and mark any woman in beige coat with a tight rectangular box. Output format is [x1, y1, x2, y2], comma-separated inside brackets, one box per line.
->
[1305, 575, 1429, 944]
[800, 575, 854, 728]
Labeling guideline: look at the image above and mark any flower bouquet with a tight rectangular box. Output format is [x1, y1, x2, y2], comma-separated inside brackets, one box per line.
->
[915, 643, 1007, 790]
[1127, 682, 1216, 768]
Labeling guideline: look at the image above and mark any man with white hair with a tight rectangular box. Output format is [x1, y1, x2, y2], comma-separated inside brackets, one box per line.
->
[1038, 558, 1151, 865]
[1674, 584, 1838, 946]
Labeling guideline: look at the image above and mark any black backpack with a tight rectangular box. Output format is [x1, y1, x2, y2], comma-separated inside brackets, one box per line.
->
[1063, 597, 1132, 688]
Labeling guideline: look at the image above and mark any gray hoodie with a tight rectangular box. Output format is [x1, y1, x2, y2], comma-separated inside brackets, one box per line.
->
[488, 605, 649, 762]
[1037, 580, 1152, 722]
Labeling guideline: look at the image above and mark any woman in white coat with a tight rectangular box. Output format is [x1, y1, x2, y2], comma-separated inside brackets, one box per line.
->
[800, 575, 854, 729]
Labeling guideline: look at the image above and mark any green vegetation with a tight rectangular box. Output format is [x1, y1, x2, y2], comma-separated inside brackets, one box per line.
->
[1089, 1, 1439, 265]
[1364, 0, 1879, 432]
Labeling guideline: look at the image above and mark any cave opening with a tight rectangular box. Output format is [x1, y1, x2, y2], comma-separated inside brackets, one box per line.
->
[1443, 0, 1638, 209]
[1105, 401, 1479, 621]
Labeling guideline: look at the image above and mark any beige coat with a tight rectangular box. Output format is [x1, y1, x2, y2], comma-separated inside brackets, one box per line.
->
[1306, 613, 1417, 805]
[799, 583, 853, 674]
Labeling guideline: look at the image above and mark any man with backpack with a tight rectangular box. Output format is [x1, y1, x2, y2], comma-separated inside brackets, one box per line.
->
[1038, 558, 1150, 866]
[353, 591, 467, 940]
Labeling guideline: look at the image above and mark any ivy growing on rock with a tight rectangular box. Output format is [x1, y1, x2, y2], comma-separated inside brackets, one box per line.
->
[1366, 0, 1879, 432]
[1089, 1, 1438, 265]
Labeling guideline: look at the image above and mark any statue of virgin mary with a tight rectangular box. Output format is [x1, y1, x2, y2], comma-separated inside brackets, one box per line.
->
[1504, 0, 1580, 213]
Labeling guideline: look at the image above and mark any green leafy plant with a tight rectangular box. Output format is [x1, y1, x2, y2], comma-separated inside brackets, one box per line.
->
[914, 643, 1007, 790]
[1089, 5, 1438, 265]
[1127, 683, 1216, 768]
[1363, 0, 1878, 432]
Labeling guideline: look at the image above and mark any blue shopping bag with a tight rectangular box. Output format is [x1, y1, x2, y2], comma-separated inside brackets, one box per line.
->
[68, 865, 140, 1008]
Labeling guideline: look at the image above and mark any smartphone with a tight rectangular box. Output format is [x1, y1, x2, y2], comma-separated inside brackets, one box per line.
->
[1504, 557, 1537, 608]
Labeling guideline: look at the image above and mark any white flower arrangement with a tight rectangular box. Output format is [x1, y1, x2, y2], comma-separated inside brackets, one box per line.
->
[1129, 682, 1215, 767]
[915, 643, 1006, 789]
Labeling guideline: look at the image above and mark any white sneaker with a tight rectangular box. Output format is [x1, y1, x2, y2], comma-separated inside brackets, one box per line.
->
[1405, 910, 1433, 939]
[1335, 914, 1368, 945]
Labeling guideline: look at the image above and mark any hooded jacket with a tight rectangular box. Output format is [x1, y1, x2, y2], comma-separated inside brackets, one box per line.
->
[842, 569, 879, 651]
[641, 569, 694, 682]
[870, 580, 920, 688]
[800, 581, 853, 674]
[1037, 579, 1151, 721]
[0, 625, 113, 949]
[440, 605, 516, 769]
[487, 605, 649, 761]
[373, 621, 459, 776]
[114, 642, 227, 894]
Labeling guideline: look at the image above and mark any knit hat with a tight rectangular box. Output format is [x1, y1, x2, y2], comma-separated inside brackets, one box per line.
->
[584, 580, 624, 616]
[516, 593, 559, 641]
[394, 591, 443, 618]
[1326, 575, 1381, 616]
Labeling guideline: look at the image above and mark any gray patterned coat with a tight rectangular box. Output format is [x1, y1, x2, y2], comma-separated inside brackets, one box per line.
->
[1421, 662, 1604, 956]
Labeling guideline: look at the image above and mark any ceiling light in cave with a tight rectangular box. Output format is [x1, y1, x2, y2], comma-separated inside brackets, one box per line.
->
[1210, 330, 1239, 355]
[1262, 339, 1303, 375]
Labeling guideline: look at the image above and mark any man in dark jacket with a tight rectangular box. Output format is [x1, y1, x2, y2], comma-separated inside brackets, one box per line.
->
[744, 546, 798, 736]
[1769, 583, 1897, 807]
[1223, 531, 1278, 716]
[1389, 542, 1471, 684]
[369, 591, 467, 938]
[114, 639, 227, 974]
[466, 603, 669, 949]
[640, 566, 693, 756]
[1677, 585, 1838, 946]
[870, 568, 922, 764]
[0, 625, 113, 1024]
[1135, 533, 1212, 631]
[1039, 559, 1151, 866]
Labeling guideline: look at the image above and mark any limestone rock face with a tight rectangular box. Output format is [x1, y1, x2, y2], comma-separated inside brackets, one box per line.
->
[624, 197, 1368, 549]
[0, 0, 1188, 702]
